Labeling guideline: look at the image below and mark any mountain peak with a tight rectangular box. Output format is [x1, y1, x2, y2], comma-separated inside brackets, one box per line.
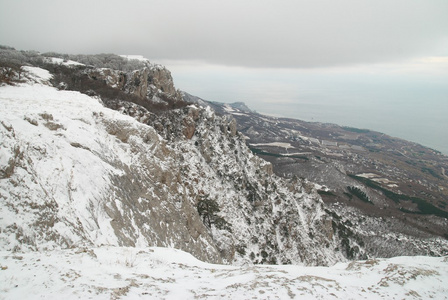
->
[229, 101, 254, 113]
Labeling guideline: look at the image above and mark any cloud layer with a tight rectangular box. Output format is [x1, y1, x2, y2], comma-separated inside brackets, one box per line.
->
[1, 0, 447, 68]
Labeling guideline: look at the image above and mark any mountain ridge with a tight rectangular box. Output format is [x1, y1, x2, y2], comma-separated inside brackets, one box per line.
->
[1, 48, 447, 267]
[1, 52, 360, 266]
[195, 96, 448, 257]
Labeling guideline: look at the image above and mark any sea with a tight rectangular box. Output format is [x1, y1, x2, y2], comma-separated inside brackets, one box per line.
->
[169, 64, 448, 155]
[260, 96, 448, 155]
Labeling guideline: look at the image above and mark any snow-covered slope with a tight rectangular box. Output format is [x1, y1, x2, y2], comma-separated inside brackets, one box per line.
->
[1, 55, 447, 299]
[143, 106, 353, 265]
[1, 246, 447, 299]
[0, 67, 222, 262]
[1, 67, 357, 265]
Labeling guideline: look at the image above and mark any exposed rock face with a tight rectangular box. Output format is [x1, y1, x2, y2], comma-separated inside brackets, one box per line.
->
[114, 101, 357, 265]
[85, 64, 183, 106]
[204, 98, 448, 259]
[0, 64, 365, 266]
[148, 66, 178, 96]
[0, 82, 221, 263]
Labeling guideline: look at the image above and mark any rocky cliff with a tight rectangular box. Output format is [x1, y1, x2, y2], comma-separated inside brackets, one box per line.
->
[0, 52, 365, 265]
[85, 62, 183, 106]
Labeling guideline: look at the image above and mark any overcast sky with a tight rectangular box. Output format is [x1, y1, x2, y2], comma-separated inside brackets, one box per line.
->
[1, 0, 448, 152]
[1, 0, 447, 67]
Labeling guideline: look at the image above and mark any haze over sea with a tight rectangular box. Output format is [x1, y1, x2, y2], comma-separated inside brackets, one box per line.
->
[169, 63, 448, 155]
[164, 58, 448, 155]
[267, 94, 448, 156]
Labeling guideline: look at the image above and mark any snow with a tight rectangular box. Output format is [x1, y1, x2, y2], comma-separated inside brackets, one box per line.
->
[21, 66, 53, 85]
[0, 71, 226, 263]
[282, 152, 312, 156]
[357, 173, 380, 179]
[250, 142, 295, 150]
[223, 105, 235, 113]
[0, 82, 126, 249]
[1, 246, 447, 299]
[47, 57, 85, 67]
[0, 72, 178, 253]
[1, 67, 448, 298]
[322, 140, 338, 147]
[120, 55, 150, 62]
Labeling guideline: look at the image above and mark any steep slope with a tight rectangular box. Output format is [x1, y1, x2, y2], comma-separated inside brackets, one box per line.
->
[2, 48, 448, 299]
[83, 60, 183, 106]
[145, 106, 351, 265]
[198, 98, 448, 258]
[91, 63, 361, 265]
[0, 62, 362, 266]
[0, 68, 221, 263]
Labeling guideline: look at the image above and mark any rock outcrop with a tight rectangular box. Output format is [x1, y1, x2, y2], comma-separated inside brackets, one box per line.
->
[0, 81, 223, 263]
[111, 100, 359, 265]
[0, 57, 366, 266]
[85, 63, 183, 106]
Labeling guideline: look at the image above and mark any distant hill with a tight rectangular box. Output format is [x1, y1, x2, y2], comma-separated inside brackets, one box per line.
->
[192, 94, 448, 258]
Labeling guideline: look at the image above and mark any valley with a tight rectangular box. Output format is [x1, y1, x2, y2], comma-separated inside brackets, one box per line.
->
[194, 97, 448, 257]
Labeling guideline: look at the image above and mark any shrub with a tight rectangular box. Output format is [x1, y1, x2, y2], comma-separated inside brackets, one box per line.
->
[197, 195, 232, 232]
[347, 186, 373, 204]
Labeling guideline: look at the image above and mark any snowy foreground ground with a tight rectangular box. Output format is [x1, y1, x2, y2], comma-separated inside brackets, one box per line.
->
[1, 246, 447, 299]
[1, 67, 448, 299]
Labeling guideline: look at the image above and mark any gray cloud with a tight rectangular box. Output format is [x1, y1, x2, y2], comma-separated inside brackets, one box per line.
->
[1, 0, 447, 68]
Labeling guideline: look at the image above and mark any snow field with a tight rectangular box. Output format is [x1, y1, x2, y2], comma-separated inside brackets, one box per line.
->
[1, 247, 447, 299]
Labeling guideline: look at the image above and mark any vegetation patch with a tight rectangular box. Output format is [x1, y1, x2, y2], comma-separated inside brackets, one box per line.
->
[197, 195, 232, 233]
[343, 192, 353, 200]
[249, 147, 308, 160]
[349, 174, 448, 218]
[347, 186, 372, 204]
[342, 126, 370, 134]
[421, 167, 442, 179]
[318, 190, 336, 197]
